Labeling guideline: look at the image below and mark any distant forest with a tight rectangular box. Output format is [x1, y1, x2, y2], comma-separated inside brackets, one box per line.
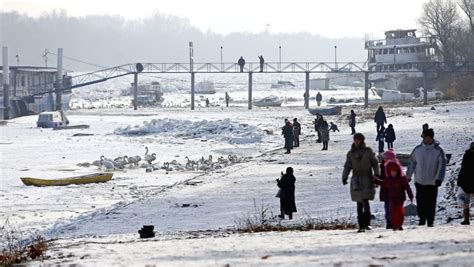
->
[0, 10, 367, 71]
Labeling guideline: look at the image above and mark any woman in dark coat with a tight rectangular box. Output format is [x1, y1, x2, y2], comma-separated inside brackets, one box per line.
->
[349, 110, 357, 135]
[374, 106, 387, 133]
[282, 120, 294, 154]
[457, 142, 474, 225]
[385, 124, 396, 149]
[277, 167, 297, 219]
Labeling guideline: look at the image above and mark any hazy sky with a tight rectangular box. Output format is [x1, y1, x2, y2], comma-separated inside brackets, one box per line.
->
[1, 0, 429, 38]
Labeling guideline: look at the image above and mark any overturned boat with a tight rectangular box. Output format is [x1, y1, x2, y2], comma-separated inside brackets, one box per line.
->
[20, 173, 113, 186]
[253, 95, 283, 107]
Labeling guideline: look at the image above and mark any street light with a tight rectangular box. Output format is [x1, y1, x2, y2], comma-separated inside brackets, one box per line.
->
[279, 45, 282, 71]
[220, 46, 223, 71]
[334, 45, 337, 70]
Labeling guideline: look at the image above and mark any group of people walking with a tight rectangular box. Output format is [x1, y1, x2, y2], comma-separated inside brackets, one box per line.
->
[276, 104, 472, 232]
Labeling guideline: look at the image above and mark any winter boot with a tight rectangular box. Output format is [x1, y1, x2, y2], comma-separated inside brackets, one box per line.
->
[289, 213, 293, 220]
[461, 208, 470, 225]
[364, 212, 372, 230]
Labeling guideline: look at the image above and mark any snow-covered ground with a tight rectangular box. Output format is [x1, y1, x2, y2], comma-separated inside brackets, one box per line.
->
[1, 86, 473, 265]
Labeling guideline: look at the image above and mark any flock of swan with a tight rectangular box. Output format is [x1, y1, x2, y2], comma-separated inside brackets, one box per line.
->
[77, 146, 250, 173]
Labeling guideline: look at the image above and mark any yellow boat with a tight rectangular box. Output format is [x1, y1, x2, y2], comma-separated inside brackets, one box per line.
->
[20, 173, 113, 186]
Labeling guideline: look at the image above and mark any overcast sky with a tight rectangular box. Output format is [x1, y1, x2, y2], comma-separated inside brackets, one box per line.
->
[2, 0, 429, 38]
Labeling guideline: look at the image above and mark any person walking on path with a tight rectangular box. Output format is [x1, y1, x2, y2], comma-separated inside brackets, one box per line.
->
[457, 142, 474, 225]
[238, 56, 246, 72]
[374, 106, 387, 133]
[378, 149, 398, 229]
[225, 92, 230, 107]
[320, 120, 330, 150]
[276, 167, 297, 220]
[258, 55, 264, 72]
[314, 113, 324, 143]
[282, 119, 294, 154]
[292, 118, 301, 148]
[406, 128, 446, 227]
[329, 121, 340, 132]
[316, 92, 323, 106]
[348, 110, 357, 135]
[376, 126, 386, 154]
[342, 133, 380, 232]
[385, 124, 396, 149]
[374, 158, 414, 231]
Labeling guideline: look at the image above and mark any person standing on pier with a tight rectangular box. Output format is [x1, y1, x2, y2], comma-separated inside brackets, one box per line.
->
[238, 56, 246, 72]
[258, 55, 264, 72]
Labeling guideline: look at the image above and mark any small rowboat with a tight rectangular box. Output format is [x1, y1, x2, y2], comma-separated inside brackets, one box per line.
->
[20, 173, 113, 186]
[308, 106, 342, 116]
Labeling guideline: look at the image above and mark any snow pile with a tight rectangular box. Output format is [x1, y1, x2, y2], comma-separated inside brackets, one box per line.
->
[114, 118, 265, 144]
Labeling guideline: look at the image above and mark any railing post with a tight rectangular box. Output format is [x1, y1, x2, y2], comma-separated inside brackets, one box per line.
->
[55, 48, 63, 111]
[305, 72, 310, 109]
[133, 72, 138, 110]
[248, 72, 253, 110]
[364, 71, 369, 108]
[191, 72, 195, 110]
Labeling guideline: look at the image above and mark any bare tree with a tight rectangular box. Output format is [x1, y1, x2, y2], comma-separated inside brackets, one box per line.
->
[419, 0, 461, 63]
[457, 0, 474, 31]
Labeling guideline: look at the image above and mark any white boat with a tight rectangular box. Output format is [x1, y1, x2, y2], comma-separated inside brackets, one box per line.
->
[253, 95, 283, 107]
[195, 81, 216, 94]
[368, 88, 414, 103]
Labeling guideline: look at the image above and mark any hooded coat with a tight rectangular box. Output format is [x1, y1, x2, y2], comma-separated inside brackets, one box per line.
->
[342, 143, 380, 202]
[457, 147, 474, 194]
[282, 122, 294, 150]
[375, 160, 414, 203]
[277, 173, 297, 213]
[385, 125, 396, 143]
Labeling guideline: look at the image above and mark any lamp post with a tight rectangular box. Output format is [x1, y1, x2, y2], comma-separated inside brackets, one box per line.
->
[279, 45, 282, 71]
[334, 45, 337, 70]
[220, 46, 223, 71]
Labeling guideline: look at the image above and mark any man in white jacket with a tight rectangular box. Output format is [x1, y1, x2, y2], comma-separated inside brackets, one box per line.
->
[407, 128, 446, 227]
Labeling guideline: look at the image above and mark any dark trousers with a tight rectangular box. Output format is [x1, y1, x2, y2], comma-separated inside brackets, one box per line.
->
[415, 183, 438, 225]
[384, 201, 392, 227]
[356, 200, 371, 229]
[378, 140, 384, 153]
[376, 123, 384, 133]
[293, 134, 300, 147]
[322, 141, 328, 150]
[387, 142, 393, 149]
[316, 130, 322, 142]
[350, 126, 356, 135]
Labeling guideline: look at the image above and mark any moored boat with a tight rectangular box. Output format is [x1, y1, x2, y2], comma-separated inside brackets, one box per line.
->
[253, 95, 283, 107]
[308, 106, 342, 116]
[20, 173, 113, 186]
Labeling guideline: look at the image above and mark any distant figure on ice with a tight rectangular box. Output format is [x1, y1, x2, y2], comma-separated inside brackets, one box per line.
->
[292, 118, 301, 147]
[457, 142, 474, 225]
[374, 106, 387, 133]
[320, 120, 330, 150]
[258, 55, 264, 72]
[303, 92, 309, 107]
[376, 126, 386, 153]
[205, 98, 210, 107]
[314, 113, 324, 143]
[282, 119, 294, 154]
[276, 167, 297, 220]
[316, 92, 323, 107]
[225, 92, 230, 107]
[385, 124, 396, 149]
[374, 157, 413, 231]
[342, 133, 379, 232]
[348, 110, 357, 135]
[329, 121, 340, 132]
[238, 56, 246, 72]
[407, 128, 446, 227]
[421, 123, 429, 137]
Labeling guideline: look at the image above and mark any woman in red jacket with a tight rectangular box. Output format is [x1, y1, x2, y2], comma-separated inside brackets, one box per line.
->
[375, 159, 414, 231]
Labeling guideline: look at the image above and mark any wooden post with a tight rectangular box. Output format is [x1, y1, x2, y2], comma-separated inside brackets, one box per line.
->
[133, 72, 138, 110]
[191, 72, 195, 110]
[305, 72, 310, 109]
[364, 71, 369, 108]
[2, 47, 10, 120]
[248, 72, 253, 110]
[55, 48, 63, 111]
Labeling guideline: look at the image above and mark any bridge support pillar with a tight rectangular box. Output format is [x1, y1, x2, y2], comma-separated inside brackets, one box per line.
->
[248, 72, 253, 110]
[2, 47, 10, 120]
[133, 72, 138, 110]
[305, 72, 310, 109]
[55, 48, 63, 111]
[364, 71, 369, 108]
[423, 72, 428, 105]
[191, 72, 195, 110]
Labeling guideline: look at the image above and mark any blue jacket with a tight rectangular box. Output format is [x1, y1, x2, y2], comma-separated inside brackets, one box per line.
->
[406, 140, 446, 185]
